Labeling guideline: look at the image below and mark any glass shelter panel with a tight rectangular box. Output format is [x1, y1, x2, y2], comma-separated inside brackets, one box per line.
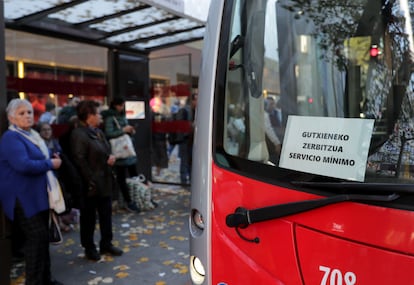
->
[149, 55, 194, 185]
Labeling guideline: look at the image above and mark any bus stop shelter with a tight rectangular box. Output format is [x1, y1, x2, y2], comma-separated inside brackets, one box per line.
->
[0, 1, 206, 283]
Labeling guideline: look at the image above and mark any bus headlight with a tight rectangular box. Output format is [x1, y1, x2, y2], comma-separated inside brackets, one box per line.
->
[190, 256, 205, 284]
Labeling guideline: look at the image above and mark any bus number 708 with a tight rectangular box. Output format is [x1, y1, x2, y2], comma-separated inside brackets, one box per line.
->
[319, 265, 357, 285]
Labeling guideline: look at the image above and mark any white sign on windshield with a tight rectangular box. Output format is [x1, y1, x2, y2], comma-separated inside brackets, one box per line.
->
[279, 116, 374, 182]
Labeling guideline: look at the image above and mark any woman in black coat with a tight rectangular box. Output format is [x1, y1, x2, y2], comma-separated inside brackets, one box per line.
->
[70, 100, 123, 261]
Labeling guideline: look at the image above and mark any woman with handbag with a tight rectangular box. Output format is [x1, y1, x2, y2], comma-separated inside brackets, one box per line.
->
[70, 100, 123, 261]
[0, 99, 63, 285]
[101, 97, 140, 213]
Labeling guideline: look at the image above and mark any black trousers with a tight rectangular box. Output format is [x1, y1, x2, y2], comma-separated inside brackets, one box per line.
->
[115, 165, 137, 204]
[178, 139, 191, 184]
[80, 196, 113, 250]
[13, 202, 51, 285]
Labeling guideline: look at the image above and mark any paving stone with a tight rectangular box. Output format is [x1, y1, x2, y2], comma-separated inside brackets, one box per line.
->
[10, 184, 192, 285]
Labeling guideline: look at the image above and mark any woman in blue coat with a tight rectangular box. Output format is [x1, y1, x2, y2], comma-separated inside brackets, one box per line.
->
[0, 99, 63, 285]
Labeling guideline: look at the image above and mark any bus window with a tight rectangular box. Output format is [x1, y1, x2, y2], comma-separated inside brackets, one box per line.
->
[219, 0, 414, 183]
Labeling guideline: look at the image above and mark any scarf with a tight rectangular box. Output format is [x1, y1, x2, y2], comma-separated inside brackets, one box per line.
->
[9, 125, 50, 158]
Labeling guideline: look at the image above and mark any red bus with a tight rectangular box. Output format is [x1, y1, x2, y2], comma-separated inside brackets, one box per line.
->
[189, 0, 414, 284]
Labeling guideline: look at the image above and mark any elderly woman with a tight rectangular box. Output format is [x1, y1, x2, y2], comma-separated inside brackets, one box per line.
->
[70, 100, 122, 261]
[0, 99, 62, 285]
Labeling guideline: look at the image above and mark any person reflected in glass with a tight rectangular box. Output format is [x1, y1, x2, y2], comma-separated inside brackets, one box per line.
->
[264, 96, 282, 164]
[150, 84, 169, 177]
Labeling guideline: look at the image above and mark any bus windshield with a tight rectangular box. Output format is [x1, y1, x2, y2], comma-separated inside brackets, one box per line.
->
[218, 0, 414, 184]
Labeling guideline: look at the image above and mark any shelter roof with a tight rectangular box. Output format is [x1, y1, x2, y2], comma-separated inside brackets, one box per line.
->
[4, 0, 206, 54]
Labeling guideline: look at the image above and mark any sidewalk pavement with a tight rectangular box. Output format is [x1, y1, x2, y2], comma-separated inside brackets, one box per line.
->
[10, 184, 192, 285]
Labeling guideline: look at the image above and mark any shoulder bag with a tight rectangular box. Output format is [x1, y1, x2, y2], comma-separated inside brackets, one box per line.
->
[109, 116, 137, 159]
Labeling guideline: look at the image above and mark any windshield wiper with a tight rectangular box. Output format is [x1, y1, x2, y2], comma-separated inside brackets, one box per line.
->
[226, 193, 399, 243]
[291, 181, 414, 193]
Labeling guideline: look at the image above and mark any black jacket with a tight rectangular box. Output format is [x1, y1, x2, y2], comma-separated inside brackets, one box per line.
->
[70, 124, 114, 198]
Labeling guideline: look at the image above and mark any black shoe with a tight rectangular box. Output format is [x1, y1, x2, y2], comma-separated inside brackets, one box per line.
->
[100, 245, 123, 256]
[85, 248, 101, 261]
[50, 279, 64, 285]
[125, 202, 141, 213]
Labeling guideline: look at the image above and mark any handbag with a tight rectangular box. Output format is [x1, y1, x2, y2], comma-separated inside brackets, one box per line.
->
[49, 211, 63, 245]
[110, 134, 136, 159]
[109, 116, 137, 159]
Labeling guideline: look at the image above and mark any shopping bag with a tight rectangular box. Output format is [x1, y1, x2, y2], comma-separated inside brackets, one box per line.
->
[109, 134, 136, 159]
[125, 176, 156, 211]
[47, 171, 66, 214]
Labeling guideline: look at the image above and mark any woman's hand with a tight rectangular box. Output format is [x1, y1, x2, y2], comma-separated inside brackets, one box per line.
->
[107, 154, 116, 166]
[51, 153, 62, 169]
[123, 125, 135, 134]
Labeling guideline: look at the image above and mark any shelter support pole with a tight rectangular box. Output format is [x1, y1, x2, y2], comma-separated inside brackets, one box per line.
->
[0, 1, 12, 284]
